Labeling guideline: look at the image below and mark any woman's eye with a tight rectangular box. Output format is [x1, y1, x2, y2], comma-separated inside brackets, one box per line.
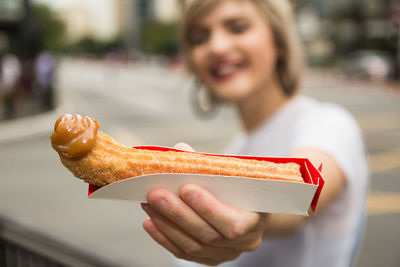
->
[188, 28, 209, 46]
[229, 21, 249, 34]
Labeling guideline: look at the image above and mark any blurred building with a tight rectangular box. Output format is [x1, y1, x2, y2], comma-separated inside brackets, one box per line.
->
[315, 0, 390, 47]
[0, 0, 38, 56]
[154, 0, 181, 23]
[32, 0, 181, 45]
[33, 0, 126, 43]
[294, 0, 399, 80]
[0, 0, 22, 52]
[123, 0, 181, 50]
[0, 0, 26, 24]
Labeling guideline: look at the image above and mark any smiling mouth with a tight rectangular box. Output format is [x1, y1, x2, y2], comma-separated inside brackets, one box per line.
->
[210, 62, 244, 81]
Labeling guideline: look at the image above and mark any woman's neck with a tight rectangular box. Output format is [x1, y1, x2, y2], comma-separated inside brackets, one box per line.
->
[236, 80, 290, 133]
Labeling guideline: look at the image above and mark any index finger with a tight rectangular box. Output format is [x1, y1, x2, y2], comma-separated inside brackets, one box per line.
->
[179, 184, 262, 240]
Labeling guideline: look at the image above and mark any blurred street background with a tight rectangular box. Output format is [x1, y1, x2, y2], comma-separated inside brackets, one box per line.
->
[0, 0, 399, 266]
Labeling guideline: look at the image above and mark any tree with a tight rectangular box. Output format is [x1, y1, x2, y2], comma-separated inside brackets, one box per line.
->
[32, 3, 65, 52]
[140, 20, 179, 56]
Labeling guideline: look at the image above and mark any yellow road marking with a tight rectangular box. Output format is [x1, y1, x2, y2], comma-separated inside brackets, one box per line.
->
[368, 191, 400, 215]
[369, 146, 400, 174]
[357, 111, 400, 135]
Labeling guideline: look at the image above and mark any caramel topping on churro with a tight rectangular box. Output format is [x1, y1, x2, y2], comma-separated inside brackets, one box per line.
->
[50, 114, 100, 159]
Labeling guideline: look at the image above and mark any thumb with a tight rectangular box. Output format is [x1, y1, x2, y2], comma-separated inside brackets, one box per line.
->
[173, 142, 195, 152]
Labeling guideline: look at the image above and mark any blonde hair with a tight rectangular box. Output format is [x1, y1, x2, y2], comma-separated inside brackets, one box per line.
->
[181, 0, 304, 96]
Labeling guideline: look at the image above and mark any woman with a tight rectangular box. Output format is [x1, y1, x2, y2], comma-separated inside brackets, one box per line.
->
[141, 0, 369, 266]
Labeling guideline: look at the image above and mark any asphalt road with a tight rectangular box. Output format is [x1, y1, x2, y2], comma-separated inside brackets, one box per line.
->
[0, 58, 399, 267]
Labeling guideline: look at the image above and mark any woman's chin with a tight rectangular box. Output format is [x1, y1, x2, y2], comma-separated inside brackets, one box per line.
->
[215, 89, 251, 103]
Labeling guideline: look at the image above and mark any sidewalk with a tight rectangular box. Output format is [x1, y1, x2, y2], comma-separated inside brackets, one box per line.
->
[0, 108, 60, 144]
[0, 93, 66, 144]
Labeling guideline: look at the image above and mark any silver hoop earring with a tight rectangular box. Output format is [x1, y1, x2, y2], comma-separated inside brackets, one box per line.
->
[189, 78, 221, 119]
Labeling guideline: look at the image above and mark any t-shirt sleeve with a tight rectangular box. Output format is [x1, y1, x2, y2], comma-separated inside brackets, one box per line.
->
[292, 103, 367, 185]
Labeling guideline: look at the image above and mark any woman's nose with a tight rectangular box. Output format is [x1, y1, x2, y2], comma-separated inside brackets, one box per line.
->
[207, 30, 233, 55]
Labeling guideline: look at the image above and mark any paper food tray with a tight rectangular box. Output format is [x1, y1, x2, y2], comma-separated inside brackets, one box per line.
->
[88, 146, 324, 216]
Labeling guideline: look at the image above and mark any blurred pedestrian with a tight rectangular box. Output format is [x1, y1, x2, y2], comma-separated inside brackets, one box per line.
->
[34, 51, 55, 110]
[140, 1, 369, 267]
[0, 53, 21, 119]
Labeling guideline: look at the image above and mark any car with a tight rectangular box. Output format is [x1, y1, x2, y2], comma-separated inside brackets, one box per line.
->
[341, 50, 394, 81]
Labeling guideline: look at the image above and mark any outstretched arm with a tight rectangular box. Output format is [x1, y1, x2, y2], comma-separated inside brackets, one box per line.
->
[262, 147, 346, 239]
[141, 144, 346, 265]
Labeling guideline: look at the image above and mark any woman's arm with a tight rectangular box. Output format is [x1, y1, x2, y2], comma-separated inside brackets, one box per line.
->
[262, 147, 347, 239]
[141, 144, 347, 264]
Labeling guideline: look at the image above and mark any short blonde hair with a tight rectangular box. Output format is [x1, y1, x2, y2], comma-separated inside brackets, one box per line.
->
[181, 0, 304, 96]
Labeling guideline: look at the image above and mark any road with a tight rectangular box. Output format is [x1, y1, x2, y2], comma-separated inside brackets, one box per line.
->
[0, 58, 399, 267]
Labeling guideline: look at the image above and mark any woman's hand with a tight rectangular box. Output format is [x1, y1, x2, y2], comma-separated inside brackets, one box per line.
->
[141, 143, 267, 265]
[142, 185, 267, 265]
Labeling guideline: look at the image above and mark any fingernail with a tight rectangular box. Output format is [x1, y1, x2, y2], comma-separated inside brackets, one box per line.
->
[155, 198, 167, 209]
[183, 190, 198, 204]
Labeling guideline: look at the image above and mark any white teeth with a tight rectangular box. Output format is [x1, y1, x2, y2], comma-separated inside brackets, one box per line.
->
[216, 65, 237, 76]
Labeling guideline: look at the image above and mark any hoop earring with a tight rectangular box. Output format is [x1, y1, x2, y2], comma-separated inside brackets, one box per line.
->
[189, 78, 221, 119]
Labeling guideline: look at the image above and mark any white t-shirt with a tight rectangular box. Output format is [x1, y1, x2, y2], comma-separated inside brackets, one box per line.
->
[175, 95, 369, 267]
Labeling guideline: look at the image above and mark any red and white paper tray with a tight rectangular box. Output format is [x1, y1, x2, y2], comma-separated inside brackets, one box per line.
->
[88, 146, 325, 216]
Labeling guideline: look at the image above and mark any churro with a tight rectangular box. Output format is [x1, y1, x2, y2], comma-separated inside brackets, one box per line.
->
[50, 114, 304, 187]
